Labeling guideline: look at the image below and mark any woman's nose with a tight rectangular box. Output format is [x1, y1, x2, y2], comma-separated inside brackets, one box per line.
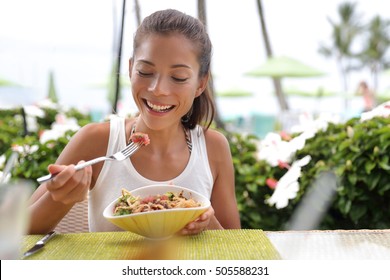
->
[148, 76, 170, 96]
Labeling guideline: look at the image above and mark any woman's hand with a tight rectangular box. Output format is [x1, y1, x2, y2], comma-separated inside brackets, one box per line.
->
[44, 160, 92, 205]
[180, 206, 221, 235]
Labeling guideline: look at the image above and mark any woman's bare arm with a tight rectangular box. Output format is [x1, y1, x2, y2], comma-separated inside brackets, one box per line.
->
[206, 130, 241, 229]
[28, 122, 109, 233]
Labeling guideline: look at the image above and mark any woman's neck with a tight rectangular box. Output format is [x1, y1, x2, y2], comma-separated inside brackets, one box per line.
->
[132, 118, 188, 155]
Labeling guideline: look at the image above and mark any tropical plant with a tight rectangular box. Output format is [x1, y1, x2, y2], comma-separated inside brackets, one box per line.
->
[230, 103, 390, 230]
[357, 15, 390, 92]
[295, 115, 390, 229]
[197, 0, 225, 129]
[0, 108, 26, 156]
[112, 0, 126, 113]
[319, 1, 363, 95]
[134, 0, 141, 26]
[0, 104, 91, 188]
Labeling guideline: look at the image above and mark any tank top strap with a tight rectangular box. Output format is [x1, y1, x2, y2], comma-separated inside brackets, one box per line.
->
[107, 115, 126, 155]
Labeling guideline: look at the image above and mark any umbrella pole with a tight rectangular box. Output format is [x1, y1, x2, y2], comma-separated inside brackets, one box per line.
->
[273, 79, 289, 111]
[256, 0, 289, 111]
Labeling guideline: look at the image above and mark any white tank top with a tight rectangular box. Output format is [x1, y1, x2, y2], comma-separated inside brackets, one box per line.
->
[88, 115, 214, 232]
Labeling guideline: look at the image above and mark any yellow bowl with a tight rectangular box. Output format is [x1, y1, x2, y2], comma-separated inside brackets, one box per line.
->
[103, 184, 210, 239]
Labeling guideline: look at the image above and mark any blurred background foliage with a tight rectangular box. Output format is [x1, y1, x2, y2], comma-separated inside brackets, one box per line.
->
[230, 115, 390, 230]
[2, 106, 390, 230]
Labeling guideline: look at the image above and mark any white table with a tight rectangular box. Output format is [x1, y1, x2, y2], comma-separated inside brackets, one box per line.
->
[266, 229, 390, 259]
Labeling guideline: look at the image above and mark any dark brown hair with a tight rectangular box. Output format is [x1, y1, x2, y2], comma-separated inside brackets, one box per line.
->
[132, 9, 215, 130]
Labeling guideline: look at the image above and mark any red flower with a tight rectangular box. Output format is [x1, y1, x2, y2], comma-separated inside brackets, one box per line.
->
[266, 178, 278, 189]
[278, 160, 291, 169]
[279, 131, 292, 141]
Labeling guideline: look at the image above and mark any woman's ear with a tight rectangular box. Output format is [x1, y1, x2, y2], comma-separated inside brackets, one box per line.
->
[196, 73, 209, 97]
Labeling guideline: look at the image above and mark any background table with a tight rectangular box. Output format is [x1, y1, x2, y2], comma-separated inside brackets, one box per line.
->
[266, 229, 390, 259]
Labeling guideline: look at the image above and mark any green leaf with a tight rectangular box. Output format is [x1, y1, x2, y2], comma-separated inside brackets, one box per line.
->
[349, 205, 367, 224]
[339, 199, 352, 215]
[379, 156, 390, 170]
[348, 173, 357, 185]
[339, 140, 351, 151]
[247, 183, 258, 193]
[378, 183, 390, 196]
[349, 144, 360, 153]
[364, 161, 376, 174]
[367, 174, 381, 191]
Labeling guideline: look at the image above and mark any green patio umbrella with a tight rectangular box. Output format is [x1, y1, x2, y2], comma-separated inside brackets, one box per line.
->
[0, 77, 21, 87]
[217, 88, 253, 98]
[246, 56, 326, 78]
[244, 56, 327, 116]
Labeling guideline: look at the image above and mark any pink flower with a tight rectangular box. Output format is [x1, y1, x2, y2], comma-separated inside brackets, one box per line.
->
[266, 178, 278, 189]
[278, 160, 291, 169]
[279, 131, 292, 141]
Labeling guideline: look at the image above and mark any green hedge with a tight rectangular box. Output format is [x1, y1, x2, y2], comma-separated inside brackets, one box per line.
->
[2, 105, 390, 230]
[230, 116, 390, 230]
[0, 106, 91, 188]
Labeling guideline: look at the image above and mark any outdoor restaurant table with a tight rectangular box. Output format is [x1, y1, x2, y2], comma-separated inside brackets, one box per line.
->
[265, 229, 390, 259]
[22, 229, 281, 260]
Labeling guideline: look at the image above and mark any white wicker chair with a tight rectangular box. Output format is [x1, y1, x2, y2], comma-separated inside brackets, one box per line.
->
[54, 200, 89, 233]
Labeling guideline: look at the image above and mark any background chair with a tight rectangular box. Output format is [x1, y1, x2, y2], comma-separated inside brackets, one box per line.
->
[54, 200, 89, 233]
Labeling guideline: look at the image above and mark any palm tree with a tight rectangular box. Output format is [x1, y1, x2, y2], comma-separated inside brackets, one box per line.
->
[107, 0, 127, 113]
[255, 0, 288, 111]
[197, 0, 225, 129]
[319, 1, 363, 108]
[134, 0, 141, 26]
[358, 15, 390, 92]
[112, 0, 126, 114]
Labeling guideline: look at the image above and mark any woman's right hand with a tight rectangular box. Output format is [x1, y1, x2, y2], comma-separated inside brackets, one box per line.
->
[44, 160, 92, 205]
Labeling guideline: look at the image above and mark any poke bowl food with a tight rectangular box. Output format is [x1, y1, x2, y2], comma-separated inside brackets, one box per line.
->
[103, 184, 210, 239]
[130, 132, 150, 146]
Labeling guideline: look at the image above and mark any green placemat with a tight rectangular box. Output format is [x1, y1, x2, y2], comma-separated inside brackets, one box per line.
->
[23, 229, 281, 260]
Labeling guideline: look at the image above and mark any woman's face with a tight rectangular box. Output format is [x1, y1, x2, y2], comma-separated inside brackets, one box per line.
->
[130, 33, 207, 130]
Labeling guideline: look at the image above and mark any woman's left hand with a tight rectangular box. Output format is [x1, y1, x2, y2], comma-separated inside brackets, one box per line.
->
[180, 206, 215, 235]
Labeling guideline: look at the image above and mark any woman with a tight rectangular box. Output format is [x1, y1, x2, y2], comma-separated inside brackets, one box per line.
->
[356, 81, 375, 112]
[28, 9, 241, 234]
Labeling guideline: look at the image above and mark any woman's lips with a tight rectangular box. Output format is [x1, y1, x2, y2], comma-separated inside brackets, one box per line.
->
[144, 99, 175, 113]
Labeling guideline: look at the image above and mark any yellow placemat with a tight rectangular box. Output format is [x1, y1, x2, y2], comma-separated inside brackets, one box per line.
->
[23, 229, 281, 260]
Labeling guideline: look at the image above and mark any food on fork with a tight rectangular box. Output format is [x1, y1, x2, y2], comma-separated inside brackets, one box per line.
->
[113, 188, 202, 216]
[130, 132, 150, 146]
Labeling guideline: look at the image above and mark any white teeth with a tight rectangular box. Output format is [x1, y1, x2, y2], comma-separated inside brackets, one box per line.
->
[146, 100, 173, 112]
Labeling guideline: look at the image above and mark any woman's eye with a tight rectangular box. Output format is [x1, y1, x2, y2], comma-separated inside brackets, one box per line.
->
[137, 70, 152, 77]
[172, 77, 188, 82]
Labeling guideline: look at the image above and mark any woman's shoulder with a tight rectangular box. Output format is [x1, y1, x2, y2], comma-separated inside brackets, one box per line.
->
[203, 128, 230, 151]
[202, 128, 232, 176]
[77, 121, 110, 141]
[63, 121, 111, 155]
[76, 115, 136, 144]
[56, 121, 111, 164]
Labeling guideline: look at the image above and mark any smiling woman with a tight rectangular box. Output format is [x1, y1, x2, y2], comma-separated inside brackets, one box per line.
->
[27, 9, 241, 235]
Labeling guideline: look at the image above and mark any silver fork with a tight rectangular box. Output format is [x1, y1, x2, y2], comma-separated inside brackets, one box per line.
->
[36, 141, 143, 184]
